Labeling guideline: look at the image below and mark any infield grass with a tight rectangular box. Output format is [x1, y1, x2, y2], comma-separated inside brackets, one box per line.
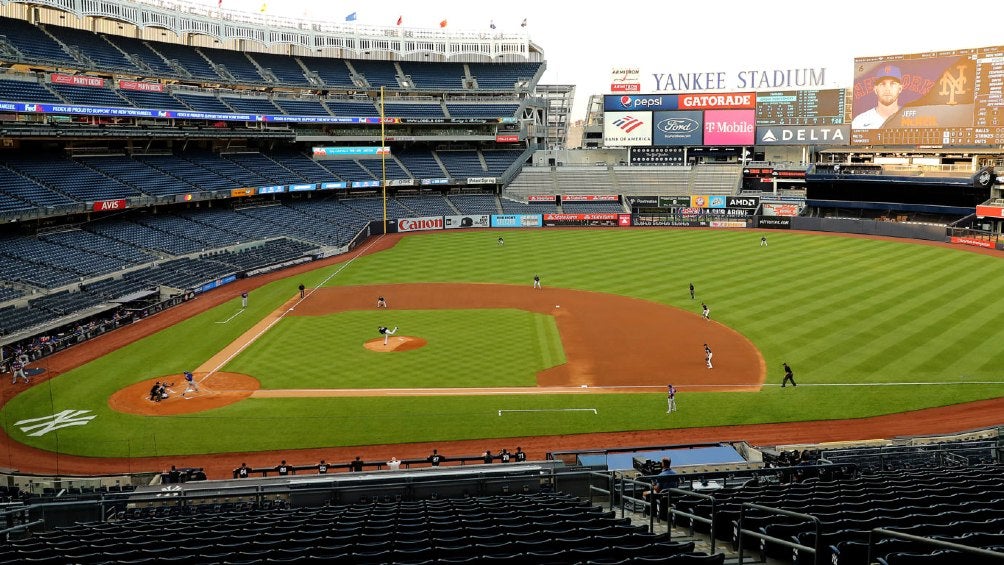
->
[4, 228, 1004, 457]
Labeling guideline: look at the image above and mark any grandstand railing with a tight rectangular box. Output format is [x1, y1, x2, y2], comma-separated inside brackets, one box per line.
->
[736, 502, 822, 565]
[868, 527, 1004, 564]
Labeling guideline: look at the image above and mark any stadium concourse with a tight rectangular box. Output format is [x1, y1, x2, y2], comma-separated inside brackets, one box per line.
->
[1, 232, 1003, 479]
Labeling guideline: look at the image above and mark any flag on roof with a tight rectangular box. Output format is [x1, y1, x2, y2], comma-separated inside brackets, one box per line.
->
[521, 18, 527, 27]
[396, 15, 402, 25]
[490, 20, 496, 30]
[345, 12, 357, 22]
[439, 19, 448, 28]
[258, 2, 266, 13]
[217, 0, 222, 8]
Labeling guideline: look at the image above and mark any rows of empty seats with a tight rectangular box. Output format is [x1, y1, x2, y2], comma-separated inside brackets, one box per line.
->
[674, 463, 1004, 565]
[1, 492, 723, 564]
[0, 151, 525, 206]
[0, 17, 543, 94]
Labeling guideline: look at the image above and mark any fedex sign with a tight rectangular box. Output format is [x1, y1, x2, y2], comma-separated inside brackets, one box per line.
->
[604, 94, 678, 112]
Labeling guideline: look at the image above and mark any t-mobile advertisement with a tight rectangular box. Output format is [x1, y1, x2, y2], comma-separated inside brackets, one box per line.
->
[703, 109, 755, 145]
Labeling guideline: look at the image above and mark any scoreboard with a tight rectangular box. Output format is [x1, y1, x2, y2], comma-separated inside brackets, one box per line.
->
[755, 89, 846, 126]
[852, 44, 1004, 146]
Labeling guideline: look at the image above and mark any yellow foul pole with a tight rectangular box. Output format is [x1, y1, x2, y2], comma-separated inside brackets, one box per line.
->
[380, 86, 387, 234]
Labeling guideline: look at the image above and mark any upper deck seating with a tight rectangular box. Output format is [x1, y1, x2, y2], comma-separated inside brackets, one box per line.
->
[398, 61, 466, 90]
[43, 26, 138, 73]
[0, 17, 77, 65]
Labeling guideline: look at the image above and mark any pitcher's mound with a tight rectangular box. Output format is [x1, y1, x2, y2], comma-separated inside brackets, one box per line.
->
[364, 336, 427, 352]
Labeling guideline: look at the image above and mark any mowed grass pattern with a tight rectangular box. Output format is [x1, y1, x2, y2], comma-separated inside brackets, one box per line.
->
[4, 229, 1004, 457]
[224, 309, 563, 389]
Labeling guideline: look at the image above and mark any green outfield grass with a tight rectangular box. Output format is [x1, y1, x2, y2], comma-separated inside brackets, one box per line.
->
[4, 228, 1004, 458]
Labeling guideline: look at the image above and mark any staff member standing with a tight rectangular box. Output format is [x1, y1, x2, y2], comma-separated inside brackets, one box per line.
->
[781, 362, 797, 388]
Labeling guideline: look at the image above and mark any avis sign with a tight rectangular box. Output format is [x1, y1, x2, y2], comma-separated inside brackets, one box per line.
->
[92, 199, 127, 212]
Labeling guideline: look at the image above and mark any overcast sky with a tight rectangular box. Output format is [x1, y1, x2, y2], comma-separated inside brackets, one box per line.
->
[194, 0, 1003, 121]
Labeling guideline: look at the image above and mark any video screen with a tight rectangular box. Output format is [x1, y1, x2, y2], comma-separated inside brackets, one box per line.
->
[851, 45, 1004, 146]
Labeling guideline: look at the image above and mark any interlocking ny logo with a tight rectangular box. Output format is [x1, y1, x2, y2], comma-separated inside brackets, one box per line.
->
[15, 410, 95, 437]
[938, 65, 968, 105]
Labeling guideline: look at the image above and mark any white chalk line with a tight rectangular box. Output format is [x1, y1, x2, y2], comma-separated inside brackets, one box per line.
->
[499, 408, 597, 416]
[214, 308, 245, 324]
[200, 235, 387, 385]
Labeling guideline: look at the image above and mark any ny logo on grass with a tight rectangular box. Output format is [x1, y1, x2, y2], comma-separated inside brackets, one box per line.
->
[14, 410, 95, 437]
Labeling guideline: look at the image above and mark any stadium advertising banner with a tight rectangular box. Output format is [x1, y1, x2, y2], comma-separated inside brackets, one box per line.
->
[703, 110, 755, 145]
[92, 199, 126, 212]
[603, 112, 653, 146]
[288, 184, 316, 192]
[850, 45, 1004, 146]
[630, 146, 685, 165]
[762, 203, 801, 217]
[689, 195, 726, 209]
[758, 217, 793, 228]
[230, 188, 254, 197]
[756, 125, 849, 145]
[51, 73, 105, 87]
[444, 215, 490, 229]
[604, 94, 678, 112]
[658, 196, 692, 207]
[950, 235, 995, 248]
[119, 80, 164, 92]
[976, 204, 1004, 218]
[727, 195, 760, 209]
[495, 134, 519, 143]
[421, 178, 449, 185]
[610, 67, 641, 93]
[257, 185, 286, 194]
[466, 177, 498, 185]
[528, 195, 556, 202]
[562, 195, 619, 202]
[543, 213, 621, 227]
[491, 214, 543, 228]
[312, 146, 389, 157]
[652, 111, 704, 146]
[398, 217, 444, 232]
[320, 182, 347, 190]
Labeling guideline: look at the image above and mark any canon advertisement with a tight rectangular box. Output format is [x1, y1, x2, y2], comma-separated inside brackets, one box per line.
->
[397, 216, 444, 232]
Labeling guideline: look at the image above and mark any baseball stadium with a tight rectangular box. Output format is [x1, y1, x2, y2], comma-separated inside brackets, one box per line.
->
[0, 1, 1003, 564]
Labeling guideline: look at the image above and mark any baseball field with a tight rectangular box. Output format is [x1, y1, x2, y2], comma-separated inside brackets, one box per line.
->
[2, 228, 1004, 475]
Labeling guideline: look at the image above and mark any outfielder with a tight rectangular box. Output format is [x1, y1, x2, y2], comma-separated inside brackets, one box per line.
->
[702, 303, 710, 321]
[704, 343, 713, 369]
[533, 275, 541, 289]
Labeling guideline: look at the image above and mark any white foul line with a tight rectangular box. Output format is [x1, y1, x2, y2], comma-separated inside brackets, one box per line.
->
[214, 308, 245, 324]
[499, 408, 598, 416]
[201, 235, 387, 383]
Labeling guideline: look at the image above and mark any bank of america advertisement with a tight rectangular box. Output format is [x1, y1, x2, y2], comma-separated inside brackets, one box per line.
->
[603, 112, 653, 146]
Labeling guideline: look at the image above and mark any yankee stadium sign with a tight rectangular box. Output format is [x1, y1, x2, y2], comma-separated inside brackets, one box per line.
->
[651, 67, 827, 92]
